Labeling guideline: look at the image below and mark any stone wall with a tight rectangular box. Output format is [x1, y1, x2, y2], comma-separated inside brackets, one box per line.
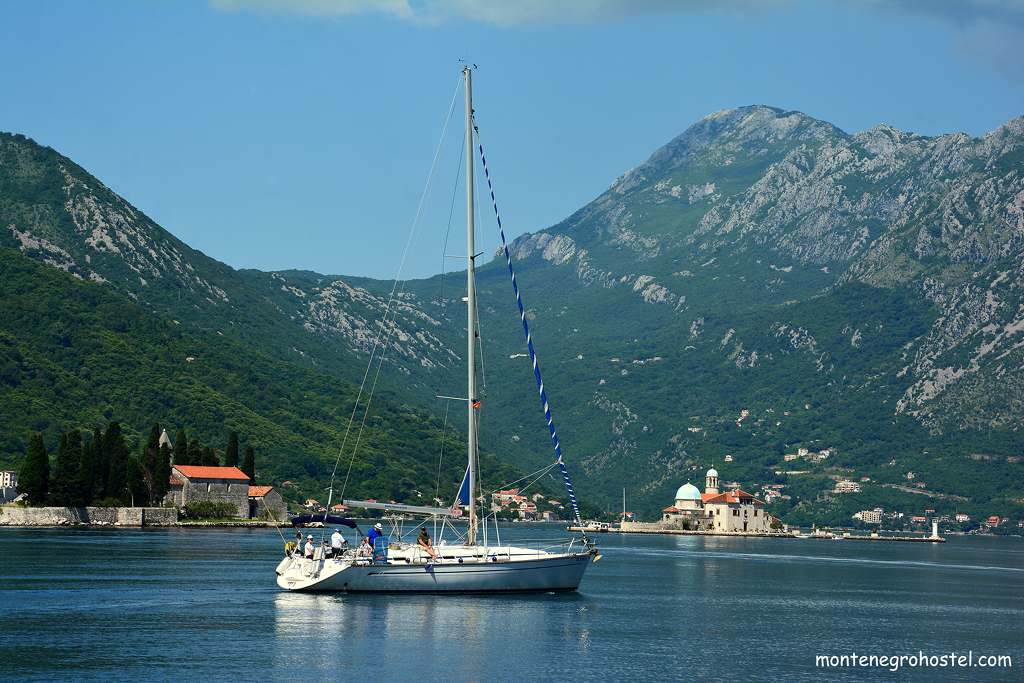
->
[182, 480, 249, 517]
[0, 506, 177, 526]
[620, 520, 671, 532]
[251, 490, 287, 521]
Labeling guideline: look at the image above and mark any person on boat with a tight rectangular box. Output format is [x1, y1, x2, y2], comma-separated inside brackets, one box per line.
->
[357, 537, 372, 557]
[293, 531, 304, 557]
[304, 534, 316, 560]
[417, 527, 439, 561]
[367, 522, 383, 548]
[330, 528, 346, 558]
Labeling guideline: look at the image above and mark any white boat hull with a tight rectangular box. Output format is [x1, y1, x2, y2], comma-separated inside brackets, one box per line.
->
[276, 548, 592, 593]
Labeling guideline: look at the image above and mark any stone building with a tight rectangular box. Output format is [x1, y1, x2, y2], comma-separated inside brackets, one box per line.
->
[166, 465, 250, 517]
[248, 485, 287, 521]
[658, 468, 774, 533]
[660, 482, 705, 528]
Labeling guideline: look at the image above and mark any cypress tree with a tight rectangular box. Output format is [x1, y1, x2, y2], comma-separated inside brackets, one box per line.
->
[187, 440, 204, 467]
[79, 428, 103, 504]
[50, 432, 69, 504]
[67, 431, 87, 506]
[18, 432, 49, 505]
[97, 424, 114, 498]
[104, 422, 129, 504]
[125, 455, 148, 506]
[142, 423, 160, 479]
[225, 431, 239, 468]
[173, 428, 188, 465]
[201, 446, 219, 467]
[153, 443, 171, 502]
[139, 423, 161, 503]
[52, 430, 85, 506]
[242, 445, 255, 481]
[51, 432, 68, 501]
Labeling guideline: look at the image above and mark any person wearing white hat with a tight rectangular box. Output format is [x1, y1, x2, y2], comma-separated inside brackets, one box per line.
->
[304, 534, 316, 559]
[367, 522, 383, 550]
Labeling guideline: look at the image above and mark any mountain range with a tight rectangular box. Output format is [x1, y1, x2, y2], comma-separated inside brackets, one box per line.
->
[2, 104, 1023, 523]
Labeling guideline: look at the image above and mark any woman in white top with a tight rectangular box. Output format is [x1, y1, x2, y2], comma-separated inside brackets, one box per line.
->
[304, 534, 316, 559]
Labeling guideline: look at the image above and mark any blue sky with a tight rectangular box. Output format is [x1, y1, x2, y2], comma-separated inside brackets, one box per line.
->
[1, 0, 1022, 279]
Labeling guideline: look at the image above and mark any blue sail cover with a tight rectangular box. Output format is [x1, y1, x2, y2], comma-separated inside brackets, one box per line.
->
[290, 514, 358, 528]
[456, 465, 470, 506]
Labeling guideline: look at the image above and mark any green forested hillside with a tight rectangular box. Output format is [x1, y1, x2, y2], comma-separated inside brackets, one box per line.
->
[0, 246, 523, 506]
[3, 106, 1023, 526]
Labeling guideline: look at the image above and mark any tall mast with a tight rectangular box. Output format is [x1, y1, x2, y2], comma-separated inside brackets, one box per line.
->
[464, 66, 478, 546]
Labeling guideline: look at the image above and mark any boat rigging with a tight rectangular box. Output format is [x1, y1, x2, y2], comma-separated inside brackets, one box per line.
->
[275, 66, 597, 593]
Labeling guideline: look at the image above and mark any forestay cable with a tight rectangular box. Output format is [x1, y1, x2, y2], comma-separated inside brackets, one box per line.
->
[472, 120, 587, 536]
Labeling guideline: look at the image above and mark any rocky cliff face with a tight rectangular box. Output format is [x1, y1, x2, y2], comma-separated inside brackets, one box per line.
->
[503, 107, 1024, 435]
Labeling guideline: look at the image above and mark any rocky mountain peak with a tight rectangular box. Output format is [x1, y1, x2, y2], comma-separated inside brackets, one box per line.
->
[607, 105, 847, 200]
[643, 105, 845, 170]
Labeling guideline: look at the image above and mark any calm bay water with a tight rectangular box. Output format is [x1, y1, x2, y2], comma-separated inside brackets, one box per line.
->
[1, 526, 1021, 682]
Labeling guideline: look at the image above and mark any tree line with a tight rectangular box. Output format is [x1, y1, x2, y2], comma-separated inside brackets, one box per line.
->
[17, 424, 257, 507]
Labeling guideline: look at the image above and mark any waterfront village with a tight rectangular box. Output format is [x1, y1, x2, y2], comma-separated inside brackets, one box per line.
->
[1, 428, 1019, 535]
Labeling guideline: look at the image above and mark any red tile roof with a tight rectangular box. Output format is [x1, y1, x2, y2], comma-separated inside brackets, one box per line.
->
[663, 506, 681, 513]
[702, 489, 765, 506]
[169, 476, 183, 487]
[248, 485, 274, 497]
[173, 465, 250, 481]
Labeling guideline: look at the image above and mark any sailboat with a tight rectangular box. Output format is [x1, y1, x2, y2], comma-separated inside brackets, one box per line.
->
[275, 67, 598, 593]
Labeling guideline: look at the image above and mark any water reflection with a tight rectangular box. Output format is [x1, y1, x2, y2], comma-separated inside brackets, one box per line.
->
[272, 588, 592, 677]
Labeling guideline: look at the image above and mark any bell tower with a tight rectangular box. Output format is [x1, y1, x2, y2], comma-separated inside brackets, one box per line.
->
[705, 468, 719, 495]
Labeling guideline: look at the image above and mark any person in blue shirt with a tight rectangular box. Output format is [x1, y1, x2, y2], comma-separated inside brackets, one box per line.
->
[367, 522, 383, 548]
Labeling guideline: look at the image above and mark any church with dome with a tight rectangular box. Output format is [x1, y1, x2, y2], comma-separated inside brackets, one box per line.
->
[660, 468, 776, 533]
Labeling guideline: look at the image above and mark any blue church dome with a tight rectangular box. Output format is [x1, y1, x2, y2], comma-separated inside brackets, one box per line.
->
[674, 482, 701, 501]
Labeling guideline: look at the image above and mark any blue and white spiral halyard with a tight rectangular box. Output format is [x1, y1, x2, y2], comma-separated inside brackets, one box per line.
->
[475, 124, 585, 531]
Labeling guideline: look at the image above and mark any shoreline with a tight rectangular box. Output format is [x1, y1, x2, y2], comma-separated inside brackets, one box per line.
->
[0, 520, 288, 529]
[0, 505, 289, 529]
[569, 526, 947, 542]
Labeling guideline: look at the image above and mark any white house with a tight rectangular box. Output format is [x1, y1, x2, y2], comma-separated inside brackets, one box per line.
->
[833, 480, 862, 494]
[855, 508, 883, 524]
